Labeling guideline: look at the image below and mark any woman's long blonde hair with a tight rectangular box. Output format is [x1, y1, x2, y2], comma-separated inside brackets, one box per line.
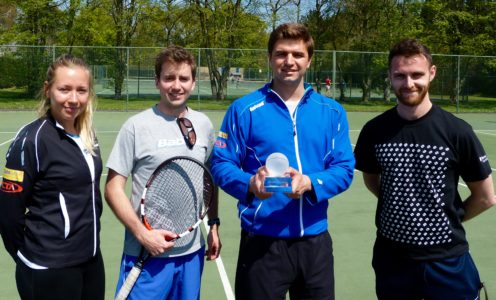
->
[38, 54, 98, 156]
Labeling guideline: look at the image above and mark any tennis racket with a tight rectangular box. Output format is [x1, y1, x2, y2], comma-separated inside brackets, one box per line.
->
[115, 156, 216, 300]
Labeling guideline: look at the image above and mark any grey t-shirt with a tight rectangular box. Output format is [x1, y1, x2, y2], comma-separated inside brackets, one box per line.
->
[107, 105, 215, 257]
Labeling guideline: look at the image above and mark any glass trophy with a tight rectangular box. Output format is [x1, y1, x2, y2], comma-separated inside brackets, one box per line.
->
[264, 152, 292, 193]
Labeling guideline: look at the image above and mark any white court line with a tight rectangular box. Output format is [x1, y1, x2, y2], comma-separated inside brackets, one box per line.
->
[475, 130, 496, 137]
[0, 138, 13, 146]
[202, 218, 235, 300]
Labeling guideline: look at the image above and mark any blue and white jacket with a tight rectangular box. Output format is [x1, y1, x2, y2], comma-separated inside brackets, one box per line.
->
[211, 83, 355, 238]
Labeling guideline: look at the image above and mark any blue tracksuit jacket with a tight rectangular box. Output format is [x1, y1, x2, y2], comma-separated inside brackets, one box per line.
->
[211, 83, 355, 238]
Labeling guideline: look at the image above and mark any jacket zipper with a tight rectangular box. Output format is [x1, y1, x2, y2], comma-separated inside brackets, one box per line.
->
[292, 107, 305, 237]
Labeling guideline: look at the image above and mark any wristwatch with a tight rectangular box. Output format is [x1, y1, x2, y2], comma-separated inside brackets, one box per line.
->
[207, 218, 220, 227]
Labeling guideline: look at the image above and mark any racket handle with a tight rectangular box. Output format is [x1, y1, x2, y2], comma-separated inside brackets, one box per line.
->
[115, 265, 142, 300]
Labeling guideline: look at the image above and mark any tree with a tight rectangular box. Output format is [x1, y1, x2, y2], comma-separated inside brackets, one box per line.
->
[7, 1, 66, 96]
[303, 1, 345, 93]
[69, 1, 115, 46]
[291, 0, 302, 22]
[317, 0, 422, 102]
[421, 0, 496, 102]
[188, 0, 267, 100]
[0, 1, 16, 39]
[111, 0, 143, 98]
[134, 0, 190, 46]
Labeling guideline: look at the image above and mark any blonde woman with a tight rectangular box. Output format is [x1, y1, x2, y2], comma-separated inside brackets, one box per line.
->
[0, 54, 104, 300]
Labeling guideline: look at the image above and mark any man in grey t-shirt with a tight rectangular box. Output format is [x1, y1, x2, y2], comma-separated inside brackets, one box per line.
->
[105, 45, 221, 300]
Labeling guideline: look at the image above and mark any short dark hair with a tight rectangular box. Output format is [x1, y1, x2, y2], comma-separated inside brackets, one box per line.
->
[155, 45, 196, 80]
[268, 23, 314, 58]
[388, 39, 433, 69]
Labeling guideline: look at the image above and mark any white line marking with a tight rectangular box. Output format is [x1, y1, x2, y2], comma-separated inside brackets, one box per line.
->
[214, 256, 235, 300]
[202, 219, 235, 300]
[0, 138, 13, 146]
[475, 130, 496, 137]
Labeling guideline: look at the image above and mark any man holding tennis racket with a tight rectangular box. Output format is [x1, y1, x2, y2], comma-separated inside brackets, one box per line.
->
[211, 23, 355, 299]
[105, 45, 221, 300]
[354, 39, 495, 299]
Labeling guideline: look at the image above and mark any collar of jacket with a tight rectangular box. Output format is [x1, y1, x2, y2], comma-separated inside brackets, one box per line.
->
[264, 82, 314, 104]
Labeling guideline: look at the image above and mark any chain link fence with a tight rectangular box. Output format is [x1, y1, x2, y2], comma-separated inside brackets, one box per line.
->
[1, 45, 495, 111]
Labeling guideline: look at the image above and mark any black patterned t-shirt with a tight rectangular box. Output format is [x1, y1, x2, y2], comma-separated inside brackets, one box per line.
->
[354, 105, 492, 260]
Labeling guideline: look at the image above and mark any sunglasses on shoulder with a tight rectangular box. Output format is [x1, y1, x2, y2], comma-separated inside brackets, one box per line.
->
[176, 117, 196, 149]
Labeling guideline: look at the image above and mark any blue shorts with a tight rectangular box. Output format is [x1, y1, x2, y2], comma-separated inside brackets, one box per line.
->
[373, 246, 482, 300]
[114, 247, 205, 300]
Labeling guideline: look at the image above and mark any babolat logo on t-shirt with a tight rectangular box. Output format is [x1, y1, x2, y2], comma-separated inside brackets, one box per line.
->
[479, 155, 488, 163]
[157, 138, 184, 148]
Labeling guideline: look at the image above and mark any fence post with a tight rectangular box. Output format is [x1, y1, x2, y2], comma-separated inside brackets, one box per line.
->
[332, 50, 336, 99]
[126, 47, 129, 112]
[197, 49, 201, 106]
[456, 55, 460, 113]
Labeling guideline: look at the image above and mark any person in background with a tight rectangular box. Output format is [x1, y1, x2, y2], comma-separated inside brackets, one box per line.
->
[354, 38, 495, 300]
[325, 75, 331, 94]
[211, 23, 355, 300]
[0, 54, 105, 300]
[104, 45, 221, 300]
[315, 76, 322, 93]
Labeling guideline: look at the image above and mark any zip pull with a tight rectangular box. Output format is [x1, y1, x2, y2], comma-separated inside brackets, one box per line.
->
[291, 105, 298, 136]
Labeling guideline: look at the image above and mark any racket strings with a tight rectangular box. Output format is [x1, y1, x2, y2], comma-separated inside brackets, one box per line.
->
[144, 159, 212, 247]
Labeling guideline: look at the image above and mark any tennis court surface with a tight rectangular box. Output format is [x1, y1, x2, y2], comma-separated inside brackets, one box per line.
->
[0, 110, 495, 299]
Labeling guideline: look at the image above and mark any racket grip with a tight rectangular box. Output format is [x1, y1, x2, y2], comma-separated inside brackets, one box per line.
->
[115, 265, 142, 300]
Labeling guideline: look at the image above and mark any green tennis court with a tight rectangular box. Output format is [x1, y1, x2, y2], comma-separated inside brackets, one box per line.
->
[0, 110, 495, 299]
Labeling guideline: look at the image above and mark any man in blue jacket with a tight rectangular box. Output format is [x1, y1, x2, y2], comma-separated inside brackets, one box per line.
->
[211, 23, 355, 300]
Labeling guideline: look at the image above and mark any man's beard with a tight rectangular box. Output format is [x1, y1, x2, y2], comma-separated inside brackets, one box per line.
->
[395, 84, 429, 107]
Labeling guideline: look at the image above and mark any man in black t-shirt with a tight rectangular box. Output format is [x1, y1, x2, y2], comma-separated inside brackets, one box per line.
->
[354, 39, 495, 300]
